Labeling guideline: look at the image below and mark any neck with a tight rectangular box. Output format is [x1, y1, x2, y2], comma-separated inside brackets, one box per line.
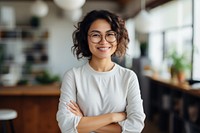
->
[89, 58, 114, 72]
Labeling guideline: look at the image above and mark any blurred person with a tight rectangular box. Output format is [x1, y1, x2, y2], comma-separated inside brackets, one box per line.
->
[56, 10, 145, 133]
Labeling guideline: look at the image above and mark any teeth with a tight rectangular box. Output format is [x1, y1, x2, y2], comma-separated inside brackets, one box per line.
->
[98, 47, 110, 51]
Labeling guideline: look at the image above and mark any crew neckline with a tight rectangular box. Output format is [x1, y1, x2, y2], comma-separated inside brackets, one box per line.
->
[85, 62, 118, 76]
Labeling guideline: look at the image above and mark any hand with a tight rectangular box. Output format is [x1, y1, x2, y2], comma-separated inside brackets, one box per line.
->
[67, 100, 83, 117]
[95, 123, 122, 133]
[112, 112, 126, 123]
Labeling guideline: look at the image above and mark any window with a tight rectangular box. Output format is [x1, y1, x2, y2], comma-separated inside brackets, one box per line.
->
[193, 0, 200, 80]
[148, 0, 194, 79]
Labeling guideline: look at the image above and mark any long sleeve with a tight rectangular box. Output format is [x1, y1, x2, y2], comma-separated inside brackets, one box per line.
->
[56, 70, 81, 133]
[119, 73, 146, 133]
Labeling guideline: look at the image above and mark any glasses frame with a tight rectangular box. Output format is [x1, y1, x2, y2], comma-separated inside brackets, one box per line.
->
[88, 31, 118, 44]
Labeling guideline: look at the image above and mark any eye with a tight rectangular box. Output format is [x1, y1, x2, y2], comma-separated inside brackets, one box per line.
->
[90, 33, 101, 38]
[106, 32, 116, 37]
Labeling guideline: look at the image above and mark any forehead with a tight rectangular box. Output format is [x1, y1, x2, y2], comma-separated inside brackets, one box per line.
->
[88, 19, 112, 33]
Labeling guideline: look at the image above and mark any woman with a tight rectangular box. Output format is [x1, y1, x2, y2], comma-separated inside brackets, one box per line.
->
[56, 10, 145, 133]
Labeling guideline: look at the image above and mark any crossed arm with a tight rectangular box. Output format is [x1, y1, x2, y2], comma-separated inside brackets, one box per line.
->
[67, 100, 126, 133]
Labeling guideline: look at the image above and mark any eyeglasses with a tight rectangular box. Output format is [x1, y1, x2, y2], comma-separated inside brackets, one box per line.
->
[88, 31, 117, 44]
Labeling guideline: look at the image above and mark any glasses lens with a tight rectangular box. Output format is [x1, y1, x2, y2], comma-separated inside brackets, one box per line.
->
[105, 32, 117, 43]
[90, 33, 101, 43]
[89, 31, 117, 43]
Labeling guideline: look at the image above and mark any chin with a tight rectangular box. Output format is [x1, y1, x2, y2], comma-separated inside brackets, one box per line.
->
[98, 55, 112, 59]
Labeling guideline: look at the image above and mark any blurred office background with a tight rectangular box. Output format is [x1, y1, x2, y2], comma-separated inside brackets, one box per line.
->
[0, 0, 200, 133]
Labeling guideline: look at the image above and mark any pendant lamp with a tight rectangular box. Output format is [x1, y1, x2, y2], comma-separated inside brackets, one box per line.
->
[64, 8, 83, 22]
[135, 0, 152, 33]
[54, 0, 86, 11]
[30, 0, 49, 17]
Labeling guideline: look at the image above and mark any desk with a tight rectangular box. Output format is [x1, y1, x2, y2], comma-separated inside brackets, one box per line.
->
[0, 84, 61, 133]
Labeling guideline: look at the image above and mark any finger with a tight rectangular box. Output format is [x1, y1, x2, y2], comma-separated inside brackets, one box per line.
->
[68, 103, 77, 110]
[67, 105, 80, 113]
[67, 103, 82, 114]
[67, 106, 79, 115]
[67, 106, 83, 117]
[70, 100, 79, 108]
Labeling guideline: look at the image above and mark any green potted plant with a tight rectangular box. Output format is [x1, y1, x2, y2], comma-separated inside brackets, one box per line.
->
[169, 51, 190, 83]
[35, 71, 60, 84]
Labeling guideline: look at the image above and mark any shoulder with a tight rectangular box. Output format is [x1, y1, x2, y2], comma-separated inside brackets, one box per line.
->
[115, 63, 137, 78]
[63, 63, 87, 79]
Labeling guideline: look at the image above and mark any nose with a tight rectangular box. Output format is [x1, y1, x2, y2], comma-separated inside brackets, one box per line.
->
[99, 36, 107, 45]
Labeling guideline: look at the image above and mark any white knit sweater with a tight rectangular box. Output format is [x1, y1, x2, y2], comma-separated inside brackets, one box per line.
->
[56, 62, 145, 133]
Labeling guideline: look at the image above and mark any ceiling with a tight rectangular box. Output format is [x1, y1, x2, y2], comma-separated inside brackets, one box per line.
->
[0, 0, 170, 7]
[0, 0, 171, 18]
[116, 0, 171, 18]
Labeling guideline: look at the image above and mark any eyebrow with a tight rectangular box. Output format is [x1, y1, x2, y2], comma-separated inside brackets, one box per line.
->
[89, 30, 115, 34]
[89, 30, 101, 34]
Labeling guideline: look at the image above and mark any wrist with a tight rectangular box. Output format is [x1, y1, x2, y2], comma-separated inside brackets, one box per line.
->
[111, 113, 117, 123]
[110, 112, 126, 123]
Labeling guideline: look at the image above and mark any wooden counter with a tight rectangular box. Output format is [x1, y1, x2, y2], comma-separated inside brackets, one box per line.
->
[0, 84, 61, 133]
[0, 84, 60, 96]
[146, 75, 200, 97]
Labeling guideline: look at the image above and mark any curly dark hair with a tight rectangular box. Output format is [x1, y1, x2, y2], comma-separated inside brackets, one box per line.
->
[72, 10, 129, 60]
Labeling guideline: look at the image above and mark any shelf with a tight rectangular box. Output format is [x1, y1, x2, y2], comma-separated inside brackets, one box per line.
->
[0, 28, 48, 40]
[171, 113, 186, 133]
[0, 27, 49, 85]
[147, 76, 200, 133]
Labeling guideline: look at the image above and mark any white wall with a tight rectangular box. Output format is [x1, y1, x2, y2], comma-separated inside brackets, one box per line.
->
[193, 0, 200, 80]
[0, 1, 119, 78]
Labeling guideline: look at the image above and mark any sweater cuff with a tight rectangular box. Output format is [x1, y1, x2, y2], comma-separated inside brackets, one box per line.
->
[118, 120, 125, 132]
[74, 116, 82, 133]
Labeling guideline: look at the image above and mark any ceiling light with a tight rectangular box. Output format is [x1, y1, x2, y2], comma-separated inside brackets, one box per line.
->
[134, 0, 152, 33]
[54, 0, 86, 11]
[64, 8, 83, 22]
[30, 0, 49, 18]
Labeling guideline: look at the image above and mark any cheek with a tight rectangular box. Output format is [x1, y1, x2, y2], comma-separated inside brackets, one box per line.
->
[88, 43, 95, 52]
[113, 44, 118, 51]
[87, 37, 93, 49]
[111, 45, 118, 55]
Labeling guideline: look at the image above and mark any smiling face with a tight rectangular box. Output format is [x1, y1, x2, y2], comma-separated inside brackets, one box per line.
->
[87, 19, 118, 60]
